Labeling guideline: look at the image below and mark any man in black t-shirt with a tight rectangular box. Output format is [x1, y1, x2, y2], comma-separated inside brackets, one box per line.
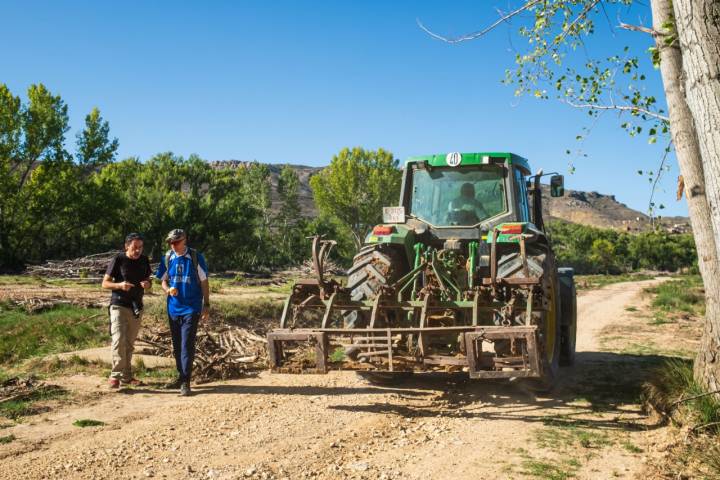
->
[102, 233, 152, 389]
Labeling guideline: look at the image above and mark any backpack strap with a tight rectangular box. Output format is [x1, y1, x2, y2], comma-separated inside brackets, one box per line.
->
[165, 250, 172, 279]
[189, 248, 201, 285]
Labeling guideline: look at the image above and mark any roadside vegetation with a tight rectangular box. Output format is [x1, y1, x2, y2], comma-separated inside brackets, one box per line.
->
[635, 277, 719, 478]
[508, 275, 710, 479]
[549, 221, 697, 275]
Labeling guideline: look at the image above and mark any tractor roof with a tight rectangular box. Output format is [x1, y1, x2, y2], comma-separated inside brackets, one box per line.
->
[406, 152, 532, 175]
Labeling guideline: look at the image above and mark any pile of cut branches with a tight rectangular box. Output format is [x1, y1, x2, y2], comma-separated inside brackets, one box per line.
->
[7, 297, 106, 313]
[139, 324, 267, 382]
[26, 251, 122, 279]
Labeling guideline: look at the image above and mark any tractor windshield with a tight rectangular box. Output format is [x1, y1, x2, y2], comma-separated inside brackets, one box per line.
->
[409, 165, 506, 226]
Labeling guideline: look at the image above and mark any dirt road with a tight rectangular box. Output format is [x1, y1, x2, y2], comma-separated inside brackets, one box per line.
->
[0, 280, 668, 480]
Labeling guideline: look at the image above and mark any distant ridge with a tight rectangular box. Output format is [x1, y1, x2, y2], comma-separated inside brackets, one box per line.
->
[211, 160, 690, 232]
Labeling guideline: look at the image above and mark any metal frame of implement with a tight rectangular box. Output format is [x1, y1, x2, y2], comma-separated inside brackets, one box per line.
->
[267, 236, 546, 379]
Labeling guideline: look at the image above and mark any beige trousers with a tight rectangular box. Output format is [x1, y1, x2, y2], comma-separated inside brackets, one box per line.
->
[109, 305, 142, 381]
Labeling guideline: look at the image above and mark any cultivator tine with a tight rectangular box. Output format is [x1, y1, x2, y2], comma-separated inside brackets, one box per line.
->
[320, 292, 337, 328]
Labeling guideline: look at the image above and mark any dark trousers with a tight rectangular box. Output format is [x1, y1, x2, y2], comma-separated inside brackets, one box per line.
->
[168, 313, 200, 382]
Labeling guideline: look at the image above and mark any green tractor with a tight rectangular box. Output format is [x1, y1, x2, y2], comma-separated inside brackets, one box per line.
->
[268, 152, 577, 388]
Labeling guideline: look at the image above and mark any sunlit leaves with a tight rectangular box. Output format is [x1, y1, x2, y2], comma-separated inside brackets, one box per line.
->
[501, 0, 669, 147]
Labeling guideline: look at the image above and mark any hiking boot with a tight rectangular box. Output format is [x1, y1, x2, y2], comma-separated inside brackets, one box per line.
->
[180, 382, 191, 397]
[164, 378, 183, 390]
[108, 378, 120, 389]
[121, 378, 145, 387]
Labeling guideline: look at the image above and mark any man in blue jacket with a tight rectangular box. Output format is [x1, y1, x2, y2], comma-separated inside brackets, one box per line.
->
[156, 229, 210, 396]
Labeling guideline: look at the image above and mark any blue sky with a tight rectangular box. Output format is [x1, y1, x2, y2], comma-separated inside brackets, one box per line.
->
[1, 1, 686, 216]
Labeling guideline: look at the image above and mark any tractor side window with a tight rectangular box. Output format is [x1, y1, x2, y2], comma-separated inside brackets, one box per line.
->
[410, 166, 506, 226]
[514, 168, 530, 222]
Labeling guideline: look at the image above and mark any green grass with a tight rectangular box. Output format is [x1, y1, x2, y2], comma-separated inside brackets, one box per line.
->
[142, 295, 283, 331]
[643, 359, 720, 478]
[0, 305, 107, 365]
[0, 434, 16, 444]
[537, 417, 612, 450]
[212, 297, 284, 329]
[621, 439, 643, 454]
[520, 458, 579, 480]
[73, 419, 105, 428]
[645, 276, 705, 316]
[645, 359, 720, 430]
[0, 275, 100, 288]
[0, 384, 67, 420]
[266, 282, 294, 294]
[131, 357, 176, 381]
[20, 354, 108, 379]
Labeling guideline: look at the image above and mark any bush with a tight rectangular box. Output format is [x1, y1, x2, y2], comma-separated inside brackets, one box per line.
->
[548, 221, 696, 274]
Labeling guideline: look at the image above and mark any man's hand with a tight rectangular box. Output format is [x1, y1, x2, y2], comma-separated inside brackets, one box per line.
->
[119, 281, 135, 292]
[201, 306, 210, 322]
[166, 287, 178, 296]
[140, 280, 151, 289]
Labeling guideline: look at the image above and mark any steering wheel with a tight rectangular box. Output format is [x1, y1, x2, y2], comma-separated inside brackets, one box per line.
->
[446, 209, 480, 225]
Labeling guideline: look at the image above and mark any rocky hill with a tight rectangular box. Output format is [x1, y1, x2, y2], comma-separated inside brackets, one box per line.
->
[542, 186, 690, 232]
[211, 161, 689, 232]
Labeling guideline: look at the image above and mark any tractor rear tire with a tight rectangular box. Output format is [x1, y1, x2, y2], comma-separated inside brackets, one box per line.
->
[525, 250, 562, 393]
[558, 270, 577, 367]
[343, 245, 406, 328]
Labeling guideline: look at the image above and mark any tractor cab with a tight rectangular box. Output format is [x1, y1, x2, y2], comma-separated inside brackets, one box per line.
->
[399, 152, 562, 235]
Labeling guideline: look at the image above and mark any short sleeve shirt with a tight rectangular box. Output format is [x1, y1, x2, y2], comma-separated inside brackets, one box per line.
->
[155, 249, 208, 316]
[105, 253, 152, 309]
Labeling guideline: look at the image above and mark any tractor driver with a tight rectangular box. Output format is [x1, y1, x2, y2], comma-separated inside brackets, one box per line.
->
[448, 182, 488, 224]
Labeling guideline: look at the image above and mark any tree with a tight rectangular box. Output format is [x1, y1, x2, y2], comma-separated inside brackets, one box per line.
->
[0, 84, 123, 268]
[589, 239, 617, 274]
[96, 154, 260, 269]
[420, 1, 720, 391]
[0, 84, 72, 267]
[671, 0, 720, 392]
[76, 107, 119, 169]
[278, 164, 301, 222]
[275, 165, 306, 265]
[310, 147, 401, 251]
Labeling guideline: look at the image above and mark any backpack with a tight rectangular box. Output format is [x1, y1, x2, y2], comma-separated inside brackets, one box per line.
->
[165, 248, 201, 285]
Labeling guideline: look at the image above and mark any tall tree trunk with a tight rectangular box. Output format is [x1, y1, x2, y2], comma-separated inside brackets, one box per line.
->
[671, 0, 720, 392]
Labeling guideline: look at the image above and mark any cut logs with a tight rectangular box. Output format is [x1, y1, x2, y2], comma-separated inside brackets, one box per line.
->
[25, 251, 123, 279]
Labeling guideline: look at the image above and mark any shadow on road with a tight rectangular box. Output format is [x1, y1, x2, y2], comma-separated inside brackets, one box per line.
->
[191, 384, 430, 397]
[321, 351, 679, 432]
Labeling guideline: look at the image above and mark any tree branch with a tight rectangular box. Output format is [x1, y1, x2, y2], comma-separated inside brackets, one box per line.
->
[618, 22, 662, 37]
[670, 389, 720, 411]
[691, 421, 720, 433]
[417, 0, 541, 44]
[560, 99, 670, 122]
[648, 140, 673, 223]
[553, 0, 601, 46]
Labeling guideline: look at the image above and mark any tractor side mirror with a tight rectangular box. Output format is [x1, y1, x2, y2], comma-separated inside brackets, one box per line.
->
[550, 175, 565, 197]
